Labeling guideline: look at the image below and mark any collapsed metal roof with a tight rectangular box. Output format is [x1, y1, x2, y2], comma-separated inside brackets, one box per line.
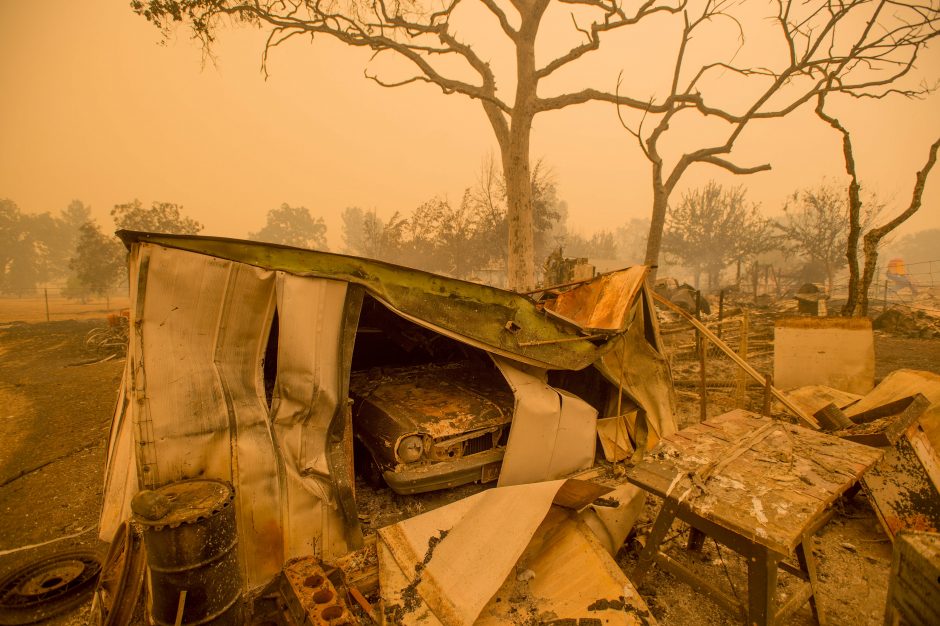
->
[116, 230, 644, 371]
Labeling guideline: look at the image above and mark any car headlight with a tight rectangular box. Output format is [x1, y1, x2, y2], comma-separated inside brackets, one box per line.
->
[396, 435, 424, 463]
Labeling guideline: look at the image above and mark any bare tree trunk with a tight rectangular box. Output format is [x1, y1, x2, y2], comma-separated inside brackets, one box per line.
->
[644, 178, 670, 282]
[842, 175, 862, 315]
[501, 3, 545, 292]
[858, 232, 881, 316]
[816, 96, 863, 316]
[502, 124, 535, 291]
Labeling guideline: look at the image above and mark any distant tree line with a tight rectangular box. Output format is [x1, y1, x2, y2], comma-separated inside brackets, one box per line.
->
[4, 170, 939, 302]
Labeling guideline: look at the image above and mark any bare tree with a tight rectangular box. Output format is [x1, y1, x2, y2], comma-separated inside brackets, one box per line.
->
[132, 0, 696, 290]
[856, 137, 938, 315]
[776, 184, 881, 292]
[815, 91, 940, 316]
[617, 0, 939, 279]
[662, 181, 769, 290]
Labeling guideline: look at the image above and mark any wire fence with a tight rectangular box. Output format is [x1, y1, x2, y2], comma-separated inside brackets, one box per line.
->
[0, 287, 129, 324]
[659, 308, 780, 429]
[659, 258, 940, 429]
[825, 258, 940, 317]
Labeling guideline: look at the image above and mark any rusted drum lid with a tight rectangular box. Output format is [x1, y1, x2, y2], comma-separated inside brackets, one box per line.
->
[131, 479, 233, 527]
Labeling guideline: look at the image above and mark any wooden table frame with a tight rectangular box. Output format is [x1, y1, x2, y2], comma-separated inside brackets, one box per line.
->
[632, 498, 831, 625]
[625, 410, 884, 626]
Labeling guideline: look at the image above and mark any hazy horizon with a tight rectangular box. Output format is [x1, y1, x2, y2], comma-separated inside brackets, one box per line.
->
[2, 0, 939, 253]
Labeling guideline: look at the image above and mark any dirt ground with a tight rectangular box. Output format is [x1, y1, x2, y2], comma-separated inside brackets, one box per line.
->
[0, 317, 937, 625]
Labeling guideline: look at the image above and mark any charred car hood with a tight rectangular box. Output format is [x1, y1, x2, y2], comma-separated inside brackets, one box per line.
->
[350, 364, 514, 439]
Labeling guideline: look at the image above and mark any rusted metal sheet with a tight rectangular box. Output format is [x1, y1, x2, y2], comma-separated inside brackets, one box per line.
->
[863, 421, 940, 537]
[542, 265, 647, 332]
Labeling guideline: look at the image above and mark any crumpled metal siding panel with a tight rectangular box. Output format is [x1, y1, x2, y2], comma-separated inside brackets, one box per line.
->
[98, 370, 135, 541]
[99, 244, 358, 589]
[99, 246, 145, 542]
[133, 246, 236, 486]
[130, 245, 286, 586]
[492, 357, 598, 487]
[270, 272, 351, 561]
[212, 261, 284, 584]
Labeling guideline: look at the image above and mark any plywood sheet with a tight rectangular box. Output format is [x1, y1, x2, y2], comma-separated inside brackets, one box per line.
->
[377, 479, 655, 626]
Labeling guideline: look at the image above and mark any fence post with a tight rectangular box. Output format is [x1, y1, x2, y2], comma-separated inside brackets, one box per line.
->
[735, 309, 750, 409]
[762, 373, 773, 417]
[696, 292, 707, 421]
[698, 333, 707, 422]
[44, 287, 50, 322]
[717, 290, 724, 338]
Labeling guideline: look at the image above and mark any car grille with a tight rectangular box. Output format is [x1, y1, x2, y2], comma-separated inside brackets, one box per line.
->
[463, 432, 494, 455]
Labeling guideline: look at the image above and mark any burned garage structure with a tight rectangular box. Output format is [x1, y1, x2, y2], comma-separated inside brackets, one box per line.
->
[97, 231, 676, 620]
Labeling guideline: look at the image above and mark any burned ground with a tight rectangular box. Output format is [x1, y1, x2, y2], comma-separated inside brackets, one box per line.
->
[0, 318, 937, 624]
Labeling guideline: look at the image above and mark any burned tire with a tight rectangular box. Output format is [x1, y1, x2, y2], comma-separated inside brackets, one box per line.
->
[0, 550, 101, 625]
[353, 439, 387, 490]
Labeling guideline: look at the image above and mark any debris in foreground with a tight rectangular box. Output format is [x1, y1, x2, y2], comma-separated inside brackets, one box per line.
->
[626, 409, 883, 626]
[883, 531, 939, 626]
[376, 479, 652, 626]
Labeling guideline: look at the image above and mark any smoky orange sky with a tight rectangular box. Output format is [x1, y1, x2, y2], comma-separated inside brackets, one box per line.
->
[1, 0, 938, 251]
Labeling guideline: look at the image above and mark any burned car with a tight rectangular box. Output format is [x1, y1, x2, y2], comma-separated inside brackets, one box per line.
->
[347, 295, 517, 494]
[350, 363, 513, 494]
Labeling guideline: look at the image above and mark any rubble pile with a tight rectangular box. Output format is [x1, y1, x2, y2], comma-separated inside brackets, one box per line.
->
[873, 307, 940, 338]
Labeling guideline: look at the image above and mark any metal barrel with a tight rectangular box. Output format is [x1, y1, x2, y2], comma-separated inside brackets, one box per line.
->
[132, 479, 242, 626]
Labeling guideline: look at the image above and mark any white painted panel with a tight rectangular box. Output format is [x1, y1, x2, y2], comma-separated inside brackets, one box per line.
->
[774, 318, 875, 394]
[134, 245, 233, 486]
[271, 273, 350, 560]
[493, 357, 597, 487]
